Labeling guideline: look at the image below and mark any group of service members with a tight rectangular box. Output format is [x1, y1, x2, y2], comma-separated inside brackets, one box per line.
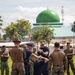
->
[0, 38, 75, 75]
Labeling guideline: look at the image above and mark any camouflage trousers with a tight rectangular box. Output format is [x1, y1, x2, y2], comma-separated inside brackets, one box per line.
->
[1, 61, 9, 75]
[11, 62, 26, 75]
[51, 66, 64, 75]
[67, 59, 75, 75]
[30, 64, 34, 75]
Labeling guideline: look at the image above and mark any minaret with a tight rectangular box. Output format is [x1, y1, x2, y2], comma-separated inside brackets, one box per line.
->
[61, 6, 64, 24]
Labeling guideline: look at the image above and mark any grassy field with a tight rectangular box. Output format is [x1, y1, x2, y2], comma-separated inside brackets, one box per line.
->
[0, 58, 12, 75]
[0, 56, 75, 75]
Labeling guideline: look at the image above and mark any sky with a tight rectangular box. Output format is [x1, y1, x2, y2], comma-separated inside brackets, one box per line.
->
[0, 0, 75, 29]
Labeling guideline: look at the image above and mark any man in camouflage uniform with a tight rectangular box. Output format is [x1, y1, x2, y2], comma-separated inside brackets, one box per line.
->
[49, 42, 67, 75]
[9, 38, 26, 75]
[0, 45, 9, 75]
[30, 47, 37, 75]
[64, 42, 75, 75]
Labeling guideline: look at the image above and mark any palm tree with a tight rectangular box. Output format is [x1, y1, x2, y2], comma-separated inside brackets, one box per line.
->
[31, 31, 41, 49]
[71, 21, 75, 44]
[31, 25, 54, 47]
[40, 25, 54, 47]
[0, 16, 3, 40]
[0, 16, 3, 26]
[71, 21, 75, 32]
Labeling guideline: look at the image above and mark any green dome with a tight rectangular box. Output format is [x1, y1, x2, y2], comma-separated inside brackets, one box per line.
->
[36, 9, 60, 23]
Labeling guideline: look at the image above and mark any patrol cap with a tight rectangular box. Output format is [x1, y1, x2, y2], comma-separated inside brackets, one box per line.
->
[26, 43, 34, 47]
[22, 44, 27, 48]
[33, 47, 36, 51]
[13, 38, 21, 43]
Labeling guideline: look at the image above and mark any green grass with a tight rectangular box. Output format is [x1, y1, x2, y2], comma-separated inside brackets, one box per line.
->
[0, 58, 12, 75]
[64, 56, 75, 75]
[8, 57, 12, 75]
[0, 56, 75, 75]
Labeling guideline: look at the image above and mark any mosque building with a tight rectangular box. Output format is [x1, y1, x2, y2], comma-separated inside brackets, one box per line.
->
[24, 9, 75, 45]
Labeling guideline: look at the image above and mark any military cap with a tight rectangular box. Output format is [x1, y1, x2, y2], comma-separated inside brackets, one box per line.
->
[26, 43, 34, 47]
[33, 47, 36, 51]
[22, 44, 27, 48]
[13, 38, 21, 43]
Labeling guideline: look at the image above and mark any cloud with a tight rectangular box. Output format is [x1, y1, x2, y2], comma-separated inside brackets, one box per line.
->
[16, 6, 75, 24]
[64, 15, 75, 24]
[1, 6, 46, 28]
[3, 6, 46, 25]
[16, 6, 46, 14]
[1, 6, 75, 28]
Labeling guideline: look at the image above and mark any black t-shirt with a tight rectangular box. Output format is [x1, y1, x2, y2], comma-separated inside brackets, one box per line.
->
[24, 49, 32, 64]
[38, 46, 49, 58]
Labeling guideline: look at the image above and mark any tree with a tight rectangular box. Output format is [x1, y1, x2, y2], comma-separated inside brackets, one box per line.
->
[16, 19, 31, 38]
[4, 19, 31, 41]
[40, 25, 54, 46]
[71, 21, 75, 32]
[71, 21, 75, 44]
[4, 22, 17, 41]
[31, 25, 54, 47]
[0, 16, 3, 26]
[13, 32, 22, 41]
[3, 34, 7, 40]
[0, 16, 3, 38]
[31, 31, 41, 49]
[0, 33, 2, 40]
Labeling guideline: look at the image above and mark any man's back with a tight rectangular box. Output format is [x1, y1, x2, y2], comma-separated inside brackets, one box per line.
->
[10, 47, 25, 62]
[49, 42, 67, 75]
[50, 50, 65, 66]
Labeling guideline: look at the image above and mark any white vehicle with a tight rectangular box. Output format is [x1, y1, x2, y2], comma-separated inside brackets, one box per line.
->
[0, 41, 34, 48]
